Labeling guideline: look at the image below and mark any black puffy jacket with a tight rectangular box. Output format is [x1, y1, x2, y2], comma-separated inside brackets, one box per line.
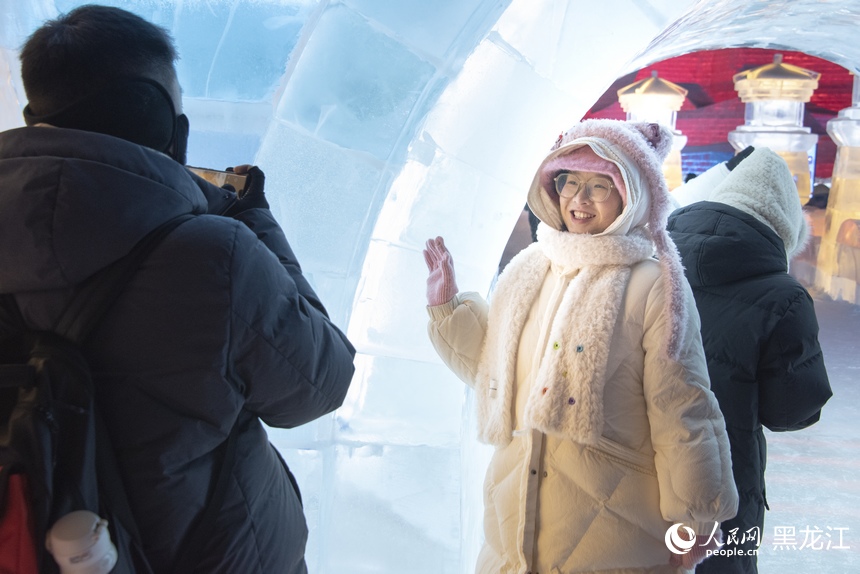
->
[667, 201, 832, 574]
[0, 127, 356, 573]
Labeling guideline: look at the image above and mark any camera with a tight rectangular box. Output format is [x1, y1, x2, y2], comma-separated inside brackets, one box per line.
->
[187, 166, 249, 196]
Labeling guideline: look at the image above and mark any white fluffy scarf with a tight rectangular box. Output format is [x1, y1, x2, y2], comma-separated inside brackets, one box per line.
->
[475, 225, 654, 446]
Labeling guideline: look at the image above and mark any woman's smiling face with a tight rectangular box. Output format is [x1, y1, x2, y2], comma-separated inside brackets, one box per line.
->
[558, 170, 624, 234]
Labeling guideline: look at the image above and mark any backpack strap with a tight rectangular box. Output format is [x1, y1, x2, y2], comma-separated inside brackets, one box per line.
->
[55, 215, 194, 343]
[57, 215, 193, 574]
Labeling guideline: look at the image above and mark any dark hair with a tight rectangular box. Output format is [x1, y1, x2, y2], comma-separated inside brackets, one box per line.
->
[20, 4, 178, 115]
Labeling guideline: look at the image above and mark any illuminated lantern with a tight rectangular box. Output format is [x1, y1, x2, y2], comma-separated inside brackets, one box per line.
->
[617, 71, 688, 190]
[817, 74, 860, 303]
[729, 54, 820, 204]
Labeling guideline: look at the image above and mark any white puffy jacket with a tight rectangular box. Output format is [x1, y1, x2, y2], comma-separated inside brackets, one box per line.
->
[429, 244, 737, 573]
[428, 120, 738, 573]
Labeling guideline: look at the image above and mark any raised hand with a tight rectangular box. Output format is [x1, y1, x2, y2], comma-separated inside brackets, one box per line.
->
[423, 236, 458, 306]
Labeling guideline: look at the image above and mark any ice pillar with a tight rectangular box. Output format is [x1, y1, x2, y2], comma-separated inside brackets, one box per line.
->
[817, 74, 860, 303]
[728, 54, 820, 204]
[617, 71, 688, 190]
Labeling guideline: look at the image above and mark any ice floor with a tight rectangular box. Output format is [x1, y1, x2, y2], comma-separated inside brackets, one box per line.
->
[756, 291, 860, 573]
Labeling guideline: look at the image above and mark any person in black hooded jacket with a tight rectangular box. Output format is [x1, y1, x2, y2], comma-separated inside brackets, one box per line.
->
[0, 5, 355, 573]
[666, 146, 832, 574]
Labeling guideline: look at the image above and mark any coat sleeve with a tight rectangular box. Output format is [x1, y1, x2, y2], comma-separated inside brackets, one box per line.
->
[641, 276, 739, 534]
[758, 290, 832, 431]
[227, 222, 355, 428]
[230, 208, 328, 316]
[188, 172, 328, 315]
[426, 292, 489, 387]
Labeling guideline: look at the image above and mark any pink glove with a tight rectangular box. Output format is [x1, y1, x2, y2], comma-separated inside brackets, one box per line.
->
[423, 236, 458, 306]
[669, 531, 723, 570]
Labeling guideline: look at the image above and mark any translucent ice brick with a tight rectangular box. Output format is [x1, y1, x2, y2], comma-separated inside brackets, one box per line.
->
[173, 0, 315, 101]
[495, 0, 681, 93]
[184, 95, 272, 138]
[421, 39, 591, 179]
[335, 354, 466, 448]
[254, 120, 387, 323]
[345, 0, 490, 62]
[371, 154, 526, 254]
[275, 3, 436, 161]
[0, 49, 23, 132]
[319, 444, 461, 573]
[348, 239, 499, 362]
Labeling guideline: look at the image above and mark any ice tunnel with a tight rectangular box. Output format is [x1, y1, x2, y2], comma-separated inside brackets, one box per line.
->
[2, 1, 859, 572]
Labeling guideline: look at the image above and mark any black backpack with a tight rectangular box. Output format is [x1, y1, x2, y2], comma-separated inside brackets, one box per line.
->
[0, 214, 236, 573]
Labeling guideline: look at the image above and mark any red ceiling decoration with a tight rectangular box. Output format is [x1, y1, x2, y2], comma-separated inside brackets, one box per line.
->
[583, 48, 855, 179]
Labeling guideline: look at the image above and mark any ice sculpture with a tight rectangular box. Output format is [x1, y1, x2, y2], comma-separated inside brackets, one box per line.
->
[819, 74, 860, 303]
[728, 54, 820, 203]
[617, 71, 688, 189]
[1, 1, 860, 573]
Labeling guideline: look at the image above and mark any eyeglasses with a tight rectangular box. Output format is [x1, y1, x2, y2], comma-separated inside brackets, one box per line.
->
[553, 171, 615, 202]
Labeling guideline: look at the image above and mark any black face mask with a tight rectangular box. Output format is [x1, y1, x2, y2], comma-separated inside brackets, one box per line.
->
[23, 77, 189, 165]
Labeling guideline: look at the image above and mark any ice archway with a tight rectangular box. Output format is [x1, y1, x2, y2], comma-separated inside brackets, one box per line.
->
[2, 1, 859, 571]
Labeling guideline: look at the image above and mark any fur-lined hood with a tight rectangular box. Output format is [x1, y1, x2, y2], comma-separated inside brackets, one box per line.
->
[527, 120, 673, 236]
[710, 147, 809, 258]
[670, 147, 809, 259]
[525, 119, 688, 359]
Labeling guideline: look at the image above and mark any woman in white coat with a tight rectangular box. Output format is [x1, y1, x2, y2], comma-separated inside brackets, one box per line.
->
[424, 120, 738, 574]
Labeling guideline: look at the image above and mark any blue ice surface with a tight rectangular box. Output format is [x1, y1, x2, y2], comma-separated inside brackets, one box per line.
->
[53, 0, 311, 101]
[275, 3, 437, 162]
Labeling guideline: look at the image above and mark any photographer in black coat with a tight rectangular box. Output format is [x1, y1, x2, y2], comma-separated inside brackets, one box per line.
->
[667, 147, 832, 574]
[1, 6, 355, 572]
